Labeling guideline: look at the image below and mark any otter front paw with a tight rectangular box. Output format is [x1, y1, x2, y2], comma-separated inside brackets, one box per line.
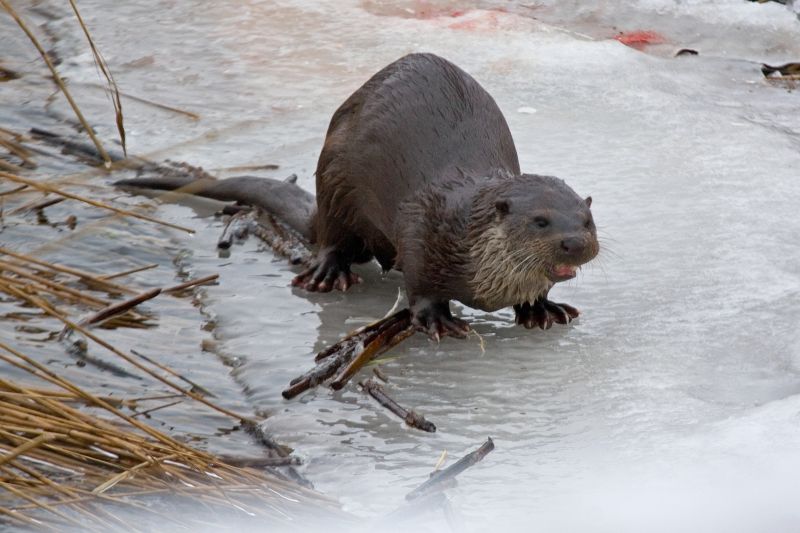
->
[411, 300, 470, 341]
[514, 298, 580, 330]
[291, 248, 362, 292]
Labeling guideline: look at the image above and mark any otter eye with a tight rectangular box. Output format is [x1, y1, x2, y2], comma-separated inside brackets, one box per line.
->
[584, 219, 593, 229]
[533, 217, 549, 228]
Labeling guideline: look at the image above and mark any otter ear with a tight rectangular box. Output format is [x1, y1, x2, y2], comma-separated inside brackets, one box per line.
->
[585, 196, 592, 208]
[495, 200, 510, 216]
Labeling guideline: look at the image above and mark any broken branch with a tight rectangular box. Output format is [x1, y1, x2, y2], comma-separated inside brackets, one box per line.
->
[359, 378, 435, 433]
[406, 438, 495, 501]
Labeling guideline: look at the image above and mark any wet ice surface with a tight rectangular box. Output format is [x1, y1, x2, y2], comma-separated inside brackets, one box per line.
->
[4, 0, 800, 531]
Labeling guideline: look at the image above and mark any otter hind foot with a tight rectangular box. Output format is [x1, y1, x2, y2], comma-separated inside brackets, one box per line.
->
[291, 248, 362, 292]
[514, 298, 580, 330]
[411, 300, 470, 341]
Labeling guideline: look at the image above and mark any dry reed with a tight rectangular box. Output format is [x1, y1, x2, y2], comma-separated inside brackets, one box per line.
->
[0, 3, 346, 528]
[0, 0, 112, 166]
[0, 240, 343, 530]
[0, 371, 341, 531]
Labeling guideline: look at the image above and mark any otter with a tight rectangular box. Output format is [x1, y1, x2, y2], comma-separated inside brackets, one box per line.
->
[117, 53, 599, 338]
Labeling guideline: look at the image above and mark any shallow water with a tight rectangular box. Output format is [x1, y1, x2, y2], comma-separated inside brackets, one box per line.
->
[2, 0, 800, 531]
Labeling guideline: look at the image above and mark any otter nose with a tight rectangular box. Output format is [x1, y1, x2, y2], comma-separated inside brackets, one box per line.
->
[560, 237, 585, 257]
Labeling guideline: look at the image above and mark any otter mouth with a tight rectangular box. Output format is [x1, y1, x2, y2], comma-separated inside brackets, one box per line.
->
[547, 264, 578, 282]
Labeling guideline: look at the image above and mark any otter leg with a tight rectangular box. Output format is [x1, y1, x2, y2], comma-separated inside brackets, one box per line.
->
[291, 245, 363, 292]
[514, 297, 580, 330]
[410, 299, 470, 341]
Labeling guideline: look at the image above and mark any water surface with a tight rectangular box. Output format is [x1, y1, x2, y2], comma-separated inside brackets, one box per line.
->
[2, 1, 800, 531]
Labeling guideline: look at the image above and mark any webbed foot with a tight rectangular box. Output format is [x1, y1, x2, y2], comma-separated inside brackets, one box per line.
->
[411, 300, 470, 341]
[291, 247, 362, 292]
[514, 298, 580, 330]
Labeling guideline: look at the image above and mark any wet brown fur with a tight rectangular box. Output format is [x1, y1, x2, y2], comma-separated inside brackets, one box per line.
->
[305, 53, 598, 331]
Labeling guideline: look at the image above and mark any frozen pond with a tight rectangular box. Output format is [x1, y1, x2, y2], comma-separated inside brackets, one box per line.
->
[2, 0, 800, 531]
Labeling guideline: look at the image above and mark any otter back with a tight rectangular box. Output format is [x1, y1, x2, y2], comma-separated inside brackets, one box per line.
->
[315, 53, 520, 242]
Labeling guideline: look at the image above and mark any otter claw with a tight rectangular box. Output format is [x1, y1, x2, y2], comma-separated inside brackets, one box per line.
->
[418, 318, 469, 341]
[411, 302, 470, 340]
[515, 299, 580, 330]
[291, 250, 361, 292]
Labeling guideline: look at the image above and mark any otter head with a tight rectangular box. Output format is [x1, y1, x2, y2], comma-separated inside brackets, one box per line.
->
[469, 174, 599, 311]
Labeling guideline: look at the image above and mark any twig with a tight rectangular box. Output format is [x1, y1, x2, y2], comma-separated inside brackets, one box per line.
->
[283, 309, 413, 399]
[217, 209, 254, 249]
[162, 273, 219, 293]
[77, 82, 199, 120]
[0, 0, 112, 166]
[130, 349, 215, 398]
[359, 379, 435, 432]
[11, 195, 65, 214]
[372, 366, 389, 382]
[99, 263, 159, 280]
[330, 318, 414, 390]
[130, 400, 183, 419]
[406, 438, 495, 501]
[215, 456, 301, 468]
[0, 171, 194, 233]
[249, 210, 313, 266]
[0, 185, 27, 197]
[77, 288, 160, 327]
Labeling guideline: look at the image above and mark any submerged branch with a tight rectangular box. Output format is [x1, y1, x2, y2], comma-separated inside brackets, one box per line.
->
[406, 438, 495, 501]
[282, 309, 413, 399]
[359, 378, 436, 432]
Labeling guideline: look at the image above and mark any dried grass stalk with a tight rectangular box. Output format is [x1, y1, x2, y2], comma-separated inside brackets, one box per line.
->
[0, 171, 195, 233]
[0, 0, 112, 166]
[67, 0, 127, 156]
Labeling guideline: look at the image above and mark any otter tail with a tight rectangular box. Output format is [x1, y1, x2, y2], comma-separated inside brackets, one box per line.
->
[115, 175, 315, 241]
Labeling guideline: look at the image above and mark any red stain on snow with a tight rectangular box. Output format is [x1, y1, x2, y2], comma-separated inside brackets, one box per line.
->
[446, 8, 511, 31]
[614, 30, 666, 50]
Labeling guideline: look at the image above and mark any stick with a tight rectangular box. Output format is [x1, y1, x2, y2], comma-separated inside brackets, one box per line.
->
[405, 438, 495, 501]
[359, 379, 435, 432]
[217, 210, 254, 249]
[215, 456, 301, 468]
[330, 319, 413, 390]
[77, 288, 160, 327]
[0, 185, 27, 196]
[100, 263, 159, 280]
[11, 196, 65, 213]
[373, 367, 389, 382]
[77, 82, 200, 120]
[162, 273, 219, 293]
[283, 309, 413, 399]
[250, 211, 313, 266]
[130, 350, 215, 398]
[281, 354, 346, 400]
[0, 172, 194, 233]
[130, 400, 183, 419]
